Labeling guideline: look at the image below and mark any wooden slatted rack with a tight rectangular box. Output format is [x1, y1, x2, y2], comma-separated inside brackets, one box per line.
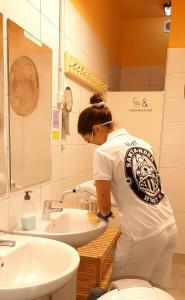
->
[76, 226, 121, 300]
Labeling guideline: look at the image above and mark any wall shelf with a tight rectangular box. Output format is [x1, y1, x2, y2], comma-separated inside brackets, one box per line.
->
[64, 52, 108, 94]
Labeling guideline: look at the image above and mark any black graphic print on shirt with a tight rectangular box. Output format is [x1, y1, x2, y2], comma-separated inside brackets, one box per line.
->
[124, 147, 164, 205]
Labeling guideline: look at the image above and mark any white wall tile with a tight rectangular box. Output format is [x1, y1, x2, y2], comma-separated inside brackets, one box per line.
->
[149, 85, 163, 91]
[174, 212, 185, 235]
[160, 168, 185, 191]
[149, 66, 165, 86]
[65, 112, 82, 145]
[165, 73, 185, 98]
[166, 48, 185, 74]
[120, 86, 128, 91]
[62, 170, 92, 192]
[51, 145, 62, 180]
[41, 14, 59, 68]
[160, 145, 185, 168]
[10, 140, 23, 160]
[24, 119, 51, 141]
[121, 66, 165, 91]
[166, 189, 185, 213]
[164, 46, 185, 254]
[5, 0, 41, 40]
[162, 122, 185, 145]
[26, 98, 51, 120]
[0, 0, 4, 14]
[29, 53, 52, 76]
[40, 179, 63, 204]
[62, 145, 92, 178]
[24, 159, 51, 186]
[80, 87, 93, 112]
[120, 67, 127, 86]
[52, 66, 59, 106]
[10, 118, 23, 140]
[124, 66, 150, 87]
[120, 85, 150, 91]
[64, 35, 86, 66]
[175, 234, 185, 254]
[0, 197, 9, 231]
[27, 0, 40, 10]
[164, 98, 185, 122]
[39, 74, 52, 97]
[24, 140, 50, 161]
[11, 159, 24, 188]
[41, 0, 59, 27]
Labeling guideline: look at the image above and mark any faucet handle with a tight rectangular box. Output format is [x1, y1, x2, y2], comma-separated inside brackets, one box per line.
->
[43, 200, 52, 207]
[0, 240, 16, 247]
[44, 200, 61, 208]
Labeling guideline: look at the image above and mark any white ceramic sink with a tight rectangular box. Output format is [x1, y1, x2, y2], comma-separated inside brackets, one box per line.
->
[14, 208, 108, 247]
[0, 234, 80, 300]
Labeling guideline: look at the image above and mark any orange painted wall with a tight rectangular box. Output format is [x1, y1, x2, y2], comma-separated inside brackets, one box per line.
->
[70, 0, 169, 67]
[121, 17, 169, 66]
[70, 0, 122, 65]
[169, 0, 185, 47]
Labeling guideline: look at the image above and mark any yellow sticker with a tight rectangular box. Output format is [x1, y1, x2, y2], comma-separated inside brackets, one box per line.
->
[52, 131, 59, 140]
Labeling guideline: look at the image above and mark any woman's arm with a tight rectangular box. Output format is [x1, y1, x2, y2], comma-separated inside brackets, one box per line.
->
[95, 180, 111, 216]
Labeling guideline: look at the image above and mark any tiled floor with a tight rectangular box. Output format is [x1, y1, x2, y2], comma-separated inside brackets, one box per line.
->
[168, 253, 185, 300]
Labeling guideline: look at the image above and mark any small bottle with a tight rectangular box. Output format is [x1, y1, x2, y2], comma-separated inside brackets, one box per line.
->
[21, 191, 36, 230]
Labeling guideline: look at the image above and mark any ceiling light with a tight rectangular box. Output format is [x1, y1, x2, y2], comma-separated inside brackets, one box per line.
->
[163, 2, 172, 16]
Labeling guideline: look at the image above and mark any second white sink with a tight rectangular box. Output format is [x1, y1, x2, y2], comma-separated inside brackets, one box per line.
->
[0, 234, 80, 300]
[14, 208, 108, 247]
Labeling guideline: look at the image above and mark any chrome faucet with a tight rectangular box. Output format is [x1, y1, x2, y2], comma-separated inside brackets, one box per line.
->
[0, 240, 16, 247]
[42, 200, 63, 220]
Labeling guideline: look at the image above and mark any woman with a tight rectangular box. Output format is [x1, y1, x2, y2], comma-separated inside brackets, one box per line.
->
[77, 93, 177, 290]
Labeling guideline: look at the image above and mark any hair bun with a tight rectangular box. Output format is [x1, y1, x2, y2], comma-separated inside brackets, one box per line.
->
[90, 93, 103, 105]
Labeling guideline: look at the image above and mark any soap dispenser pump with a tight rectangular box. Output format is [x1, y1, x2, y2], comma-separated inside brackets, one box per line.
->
[21, 191, 36, 231]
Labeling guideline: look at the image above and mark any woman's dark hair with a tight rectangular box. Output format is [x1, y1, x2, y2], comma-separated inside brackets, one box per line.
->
[77, 93, 113, 135]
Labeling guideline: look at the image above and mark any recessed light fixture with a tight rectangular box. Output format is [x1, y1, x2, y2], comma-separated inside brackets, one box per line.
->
[163, 2, 172, 16]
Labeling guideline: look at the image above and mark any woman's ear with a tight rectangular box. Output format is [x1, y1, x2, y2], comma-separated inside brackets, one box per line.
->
[92, 124, 101, 134]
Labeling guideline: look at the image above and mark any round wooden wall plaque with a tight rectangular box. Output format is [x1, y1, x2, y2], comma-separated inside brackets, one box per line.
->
[9, 56, 39, 116]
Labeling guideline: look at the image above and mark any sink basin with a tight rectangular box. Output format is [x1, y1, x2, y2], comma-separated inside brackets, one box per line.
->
[0, 234, 80, 300]
[14, 209, 108, 247]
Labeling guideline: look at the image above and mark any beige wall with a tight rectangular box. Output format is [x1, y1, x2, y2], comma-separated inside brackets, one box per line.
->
[0, 0, 120, 231]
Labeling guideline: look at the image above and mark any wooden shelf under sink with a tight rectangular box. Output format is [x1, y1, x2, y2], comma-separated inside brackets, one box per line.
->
[76, 226, 121, 300]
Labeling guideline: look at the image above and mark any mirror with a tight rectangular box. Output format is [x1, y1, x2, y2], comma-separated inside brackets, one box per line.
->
[0, 13, 7, 195]
[8, 19, 52, 191]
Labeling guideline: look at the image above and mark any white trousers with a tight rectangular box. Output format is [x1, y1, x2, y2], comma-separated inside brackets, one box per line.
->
[111, 224, 177, 289]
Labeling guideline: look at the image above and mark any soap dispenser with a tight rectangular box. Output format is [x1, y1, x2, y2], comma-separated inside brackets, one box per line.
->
[21, 191, 36, 230]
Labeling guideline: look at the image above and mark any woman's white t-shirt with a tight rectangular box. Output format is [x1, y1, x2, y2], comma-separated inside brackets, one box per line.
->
[93, 129, 175, 241]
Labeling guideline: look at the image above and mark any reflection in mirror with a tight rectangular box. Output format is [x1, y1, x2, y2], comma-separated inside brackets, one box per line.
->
[0, 13, 7, 195]
[8, 19, 52, 191]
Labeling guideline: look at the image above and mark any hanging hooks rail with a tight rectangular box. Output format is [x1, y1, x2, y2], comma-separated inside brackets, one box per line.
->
[64, 52, 108, 94]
